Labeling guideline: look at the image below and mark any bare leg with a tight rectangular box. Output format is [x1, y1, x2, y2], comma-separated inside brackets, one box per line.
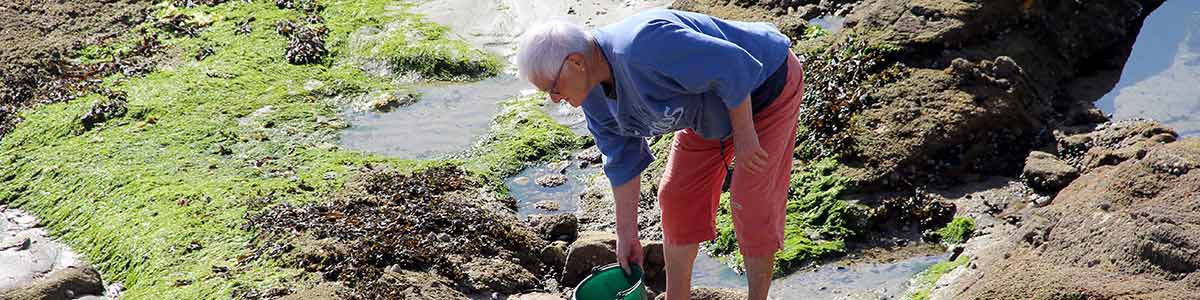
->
[744, 254, 775, 300]
[663, 243, 700, 300]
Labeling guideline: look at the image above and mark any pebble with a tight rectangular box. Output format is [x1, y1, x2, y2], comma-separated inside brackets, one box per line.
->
[536, 174, 567, 188]
[512, 176, 531, 186]
[535, 200, 561, 211]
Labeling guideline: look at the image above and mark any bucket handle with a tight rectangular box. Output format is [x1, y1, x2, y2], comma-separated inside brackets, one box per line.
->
[590, 263, 644, 299]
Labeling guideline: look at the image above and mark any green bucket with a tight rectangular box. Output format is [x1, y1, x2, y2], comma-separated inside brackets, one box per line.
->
[573, 263, 647, 300]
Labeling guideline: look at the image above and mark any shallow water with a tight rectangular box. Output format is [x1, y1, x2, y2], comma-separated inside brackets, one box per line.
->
[413, 0, 675, 61]
[338, 75, 529, 158]
[809, 15, 846, 33]
[506, 157, 603, 217]
[690, 251, 946, 299]
[1097, 1, 1200, 137]
[338, 0, 670, 159]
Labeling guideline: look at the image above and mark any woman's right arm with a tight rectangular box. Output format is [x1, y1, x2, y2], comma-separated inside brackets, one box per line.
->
[613, 174, 643, 274]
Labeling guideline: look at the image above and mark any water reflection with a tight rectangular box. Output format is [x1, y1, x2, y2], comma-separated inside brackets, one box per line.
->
[1097, 1, 1200, 137]
[337, 75, 528, 158]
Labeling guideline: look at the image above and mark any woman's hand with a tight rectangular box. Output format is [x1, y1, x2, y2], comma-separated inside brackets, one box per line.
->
[734, 133, 769, 174]
[729, 96, 768, 174]
[616, 227, 644, 275]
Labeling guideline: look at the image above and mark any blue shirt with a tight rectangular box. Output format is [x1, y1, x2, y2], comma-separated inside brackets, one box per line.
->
[583, 9, 792, 186]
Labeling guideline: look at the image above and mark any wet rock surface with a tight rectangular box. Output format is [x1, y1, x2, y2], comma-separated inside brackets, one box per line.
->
[1056, 119, 1180, 173]
[577, 175, 665, 241]
[462, 258, 539, 294]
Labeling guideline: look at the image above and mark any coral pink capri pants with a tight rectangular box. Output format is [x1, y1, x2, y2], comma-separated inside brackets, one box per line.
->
[658, 50, 804, 258]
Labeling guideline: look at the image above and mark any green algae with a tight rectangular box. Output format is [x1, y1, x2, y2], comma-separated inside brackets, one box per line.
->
[464, 94, 590, 183]
[906, 254, 970, 300]
[936, 217, 975, 245]
[0, 1, 569, 298]
[706, 158, 868, 276]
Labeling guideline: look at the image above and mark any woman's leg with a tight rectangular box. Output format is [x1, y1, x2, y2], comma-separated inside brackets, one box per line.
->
[663, 243, 700, 300]
[658, 128, 735, 300]
[729, 51, 805, 300]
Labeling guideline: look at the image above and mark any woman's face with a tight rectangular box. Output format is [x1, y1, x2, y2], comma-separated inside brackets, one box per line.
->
[535, 53, 589, 107]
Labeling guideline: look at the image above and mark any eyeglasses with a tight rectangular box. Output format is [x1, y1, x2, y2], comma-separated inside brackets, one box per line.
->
[546, 57, 568, 96]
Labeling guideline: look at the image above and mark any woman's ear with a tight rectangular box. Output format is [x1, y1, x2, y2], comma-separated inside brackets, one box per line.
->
[568, 52, 587, 70]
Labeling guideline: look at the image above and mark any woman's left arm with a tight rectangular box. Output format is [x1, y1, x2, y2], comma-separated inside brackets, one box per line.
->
[729, 95, 768, 174]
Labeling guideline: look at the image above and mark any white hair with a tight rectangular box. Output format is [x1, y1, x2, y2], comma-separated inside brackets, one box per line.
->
[516, 20, 594, 83]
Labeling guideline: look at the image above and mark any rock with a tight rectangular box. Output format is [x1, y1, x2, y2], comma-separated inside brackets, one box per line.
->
[652, 287, 747, 300]
[577, 175, 665, 241]
[548, 161, 571, 174]
[462, 258, 539, 294]
[561, 232, 667, 290]
[371, 269, 466, 300]
[561, 231, 618, 287]
[1021, 151, 1079, 192]
[80, 92, 128, 131]
[534, 200, 561, 211]
[278, 282, 348, 300]
[512, 176, 531, 186]
[577, 147, 602, 166]
[533, 214, 578, 243]
[0, 266, 104, 300]
[540, 241, 569, 273]
[641, 240, 666, 291]
[510, 292, 566, 300]
[1059, 119, 1179, 172]
[0, 234, 29, 251]
[536, 174, 568, 188]
[936, 139, 1200, 299]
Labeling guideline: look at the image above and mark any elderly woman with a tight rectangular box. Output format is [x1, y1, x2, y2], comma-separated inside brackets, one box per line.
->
[516, 9, 803, 300]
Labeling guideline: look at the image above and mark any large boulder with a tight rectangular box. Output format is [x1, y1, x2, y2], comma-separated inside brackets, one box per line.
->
[561, 232, 666, 290]
[930, 138, 1200, 299]
[561, 231, 619, 288]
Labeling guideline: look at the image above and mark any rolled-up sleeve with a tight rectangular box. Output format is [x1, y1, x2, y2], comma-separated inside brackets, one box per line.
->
[630, 19, 764, 109]
[585, 108, 653, 187]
